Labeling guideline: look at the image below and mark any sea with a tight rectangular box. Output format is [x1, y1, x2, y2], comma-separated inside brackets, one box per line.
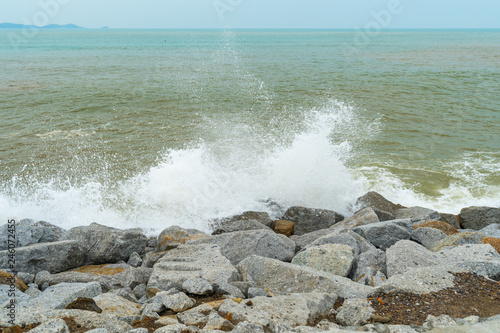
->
[1, 29, 499, 234]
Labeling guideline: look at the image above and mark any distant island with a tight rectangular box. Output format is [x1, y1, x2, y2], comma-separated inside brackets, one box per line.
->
[0, 23, 84, 29]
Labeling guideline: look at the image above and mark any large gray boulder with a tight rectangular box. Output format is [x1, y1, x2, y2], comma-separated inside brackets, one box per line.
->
[335, 298, 374, 326]
[386, 240, 440, 278]
[352, 219, 412, 250]
[480, 223, 500, 238]
[355, 191, 404, 219]
[157, 225, 209, 251]
[329, 207, 379, 232]
[208, 229, 296, 265]
[355, 248, 386, 275]
[428, 231, 486, 252]
[237, 255, 373, 299]
[282, 206, 344, 235]
[93, 293, 141, 316]
[377, 266, 457, 294]
[0, 219, 66, 250]
[0, 240, 85, 274]
[459, 206, 500, 230]
[211, 211, 274, 229]
[291, 244, 354, 277]
[212, 219, 272, 235]
[394, 206, 440, 222]
[28, 318, 70, 333]
[147, 244, 241, 296]
[62, 223, 148, 265]
[410, 227, 448, 249]
[24, 282, 102, 310]
[218, 293, 337, 327]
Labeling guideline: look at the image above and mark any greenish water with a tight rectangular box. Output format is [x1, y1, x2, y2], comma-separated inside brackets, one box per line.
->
[1, 29, 499, 233]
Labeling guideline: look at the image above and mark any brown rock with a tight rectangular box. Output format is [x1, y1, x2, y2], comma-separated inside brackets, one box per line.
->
[75, 264, 125, 276]
[0, 270, 28, 292]
[65, 297, 102, 313]
[481, 237, 500, 254]
[272, 220, 295, 237]
[356, 191, 405, 215]
[413, 220, 459, 236]
[146, 287, 161, 299]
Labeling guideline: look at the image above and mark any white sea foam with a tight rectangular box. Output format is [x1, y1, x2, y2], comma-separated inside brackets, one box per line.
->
[1, 101, 499, 234]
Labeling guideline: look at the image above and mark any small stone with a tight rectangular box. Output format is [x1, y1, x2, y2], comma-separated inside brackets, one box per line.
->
[481, 237, 500, 254]
[203, 311, 235, 331]
[133, 283, 147, 300]
[282, 206, 344, 235]
[232, 322, 266, 333]
[248, 287, 268, 298]
[272, 220, 295, 237]
[182, 278, 213, 295]
[65, 297, 102, 313]
[16, 272, 35, 285]
[157, 291, 196, 312]
[423, 314, 457, 329]
[335, 298, 374, 326]
[27, 318, 70, 333]
[0, 270, 28, 292]
[127, 252, 143, 267]
[292, 244, 354, 277]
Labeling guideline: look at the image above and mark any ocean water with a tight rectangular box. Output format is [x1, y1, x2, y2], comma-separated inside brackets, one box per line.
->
[1, 29, 499, 234]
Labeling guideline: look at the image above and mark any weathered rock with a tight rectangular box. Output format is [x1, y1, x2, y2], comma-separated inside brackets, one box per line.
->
[439, 213, 462, 229]
[237, 255, 373, 298]
[303, 232, 360, 256]
[376, 266, 456, 294]
[133, 284, 147, 300]
[231, 322, 266, 333]
[335, 298, 374, 326]
[282, 206, 344, 235]
[423, 314, 457, 330]
[25, 284, 42, 297]
[122, 266, 153, 290]
[127, 252, 143, 267]
[182, 278, 213, 295]
[353, 267, 386, 287]
[157, 226, 210, 252]
[429, 231, 486, 251]
[248, 287, 268, 298]
[177, 304, 211, 327]
[410, 227, 448, 248]
[0, 285, 31, 309]
[480, 223, 500, 238]
[156, 291, 196, 312]
[292, 244, 354, 277]
[481, 237, 500, 254]
[111, 287, 138, 302]
[26, 282, 102, 310]
[459, 206, 500, 230]
[413, 220, 459, 236]
[93, 293, 141, 316]
[154, 324, 188, 333]
[356, 191, 404, 215]
[394, 207, 440, 222]
[272, 220, 295, 237]
[329, 207, 380, 232]
[212, 219, 273, 235]
[355, 248, 387, 276]
[0, 240, 85, 274]
[62, 223, 147, 265]
[207, 229, 296, 265]
[147, 244, 240, 297]
[0, 219, 66, 250]
[211, 211, 274, 230]
[64, 297, 102, 313]
[28, 318, 70, 333]
[218, 293, 337, 327]
[352, 219, 412, 250]
[0, 270, 28, 291]
[386, 240, 440, 277]
[204, 311, 235, 331]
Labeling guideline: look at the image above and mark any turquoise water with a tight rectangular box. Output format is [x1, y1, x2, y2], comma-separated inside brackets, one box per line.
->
[1, 29, 499, 233]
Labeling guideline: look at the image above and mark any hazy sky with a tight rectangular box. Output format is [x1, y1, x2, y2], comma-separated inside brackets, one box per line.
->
[1, 0, 499, 29]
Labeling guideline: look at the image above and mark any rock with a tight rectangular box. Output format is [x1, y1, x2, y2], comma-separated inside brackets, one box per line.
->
[64, 297, 102, 313]
[208, 229, 296, 265]
[141, 302, 165, 317]
[356, 191, 404, 214]
[25, 285, 42, 297]
[26, 282, 102, 310]
[147, 244, 241, 297]
[93, 293, 141, 316]
[237, 255, 373, 298]
[282, 206, 344, 235]
[211, 211, 274, 230]
[154, 324, 188, 333]
[62, 223, 148, 265]
[459, 206, 500, 230]
[413, 220, 459, 236]
[218, 293, 337, 327]
[0, 240, 85, 274]
[329, 207, 380, 232]
[177, 304, 211, 327]
[481, 237, 500, 254]
[17, 272, 35, 285]
[0, 285, 31, 309]
[111, 287, 138, 302]
[248, 287, 268, 298]
[182, 278, 213, 295]
[133, 284, 147, 300]
[291, 244, 354, 277]
[429, 231, 486, 251]
[27, 318, 70, 333]
[122, 266, 153, 290]
[157, 226, 210, 252]
[335, 298, 374, 326]
[0, 270, 28, 292]
[232, 322, 266, 333]
[204, 311, 235, 331]
[352, 219, 412, 250]
[376, 266, 456, 294]
[394, 206, 440, 222]
[355, 248, 387, 275]
[127, 252, 143, 267]
[157, 291, 195, 312]
[423, 314, 457, 329]
[353, 267, 387, 287]
[212, 219, 272, 235]
[0, 219, 66, 250]
[303, 232, 360, 256]
[272, 220, 295, 237]
[439, 213, 462, 229]
[386, 240, 440, 277]
[410, 227, 448, 248]
[480, 223, 500, 238]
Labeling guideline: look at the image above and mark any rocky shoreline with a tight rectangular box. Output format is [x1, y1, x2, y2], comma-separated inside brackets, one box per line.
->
[1, 191, 499, 333]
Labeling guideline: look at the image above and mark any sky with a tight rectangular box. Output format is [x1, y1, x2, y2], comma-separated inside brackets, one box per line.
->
[0, 0, 499, 29]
